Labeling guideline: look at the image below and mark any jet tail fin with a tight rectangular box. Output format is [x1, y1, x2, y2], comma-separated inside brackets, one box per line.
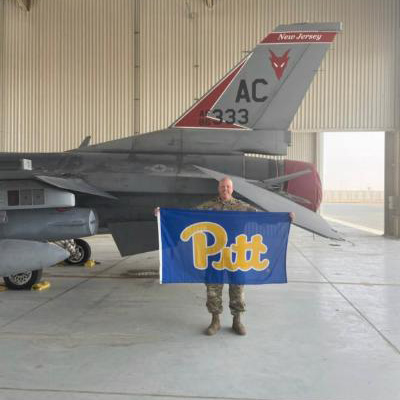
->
[171, 22, 342, 131]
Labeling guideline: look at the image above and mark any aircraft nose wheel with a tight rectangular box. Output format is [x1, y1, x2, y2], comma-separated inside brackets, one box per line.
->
[3, 269, 43, 290]
[65, 239, 92, 265]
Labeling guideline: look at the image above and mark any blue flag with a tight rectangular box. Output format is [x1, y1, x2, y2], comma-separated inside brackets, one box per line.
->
[158, 208, 290, 284]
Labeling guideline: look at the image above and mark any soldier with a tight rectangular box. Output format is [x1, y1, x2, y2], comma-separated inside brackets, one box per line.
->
[196, 177, 257, 336]
[155, 176, 294, 337]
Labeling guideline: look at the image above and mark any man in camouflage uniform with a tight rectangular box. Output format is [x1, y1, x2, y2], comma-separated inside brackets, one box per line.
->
[196, 177, 257, 336]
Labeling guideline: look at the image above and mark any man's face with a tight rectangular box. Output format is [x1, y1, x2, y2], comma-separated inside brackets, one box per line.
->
[218, 178, 233, 201]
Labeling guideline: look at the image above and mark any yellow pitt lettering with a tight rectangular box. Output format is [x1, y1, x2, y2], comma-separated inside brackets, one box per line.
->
[180, 222, 227, 269]
[181, 222, 269, 272]
[212, 247, 234, 270]
[231, 234, 269, 271]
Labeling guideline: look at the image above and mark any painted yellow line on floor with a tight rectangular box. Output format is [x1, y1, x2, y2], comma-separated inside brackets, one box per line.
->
[322, 215, 383, 235]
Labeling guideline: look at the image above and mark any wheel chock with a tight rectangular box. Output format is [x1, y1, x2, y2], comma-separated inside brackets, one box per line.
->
[0, 284, 7, 292]
[85, 260, 96, 268]
[32, 281, 51, 291]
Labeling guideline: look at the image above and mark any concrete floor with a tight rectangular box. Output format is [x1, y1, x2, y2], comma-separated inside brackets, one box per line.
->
[1, 222, 400, 400]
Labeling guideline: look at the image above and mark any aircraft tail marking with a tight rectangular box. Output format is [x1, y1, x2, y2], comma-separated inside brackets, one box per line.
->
[261, 31, 337, 44]
[269, 49, 290, 80]
[173, 57, 250, 130]
[172, 23, 341, 131]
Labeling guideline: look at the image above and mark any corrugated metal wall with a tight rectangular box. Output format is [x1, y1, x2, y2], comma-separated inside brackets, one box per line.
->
[250, 132, 317, 162]
[0, 0, 399, 153]
[140, 0, 400, 134]
[0, 0, 135, 151]
[287, 132, 317, 163]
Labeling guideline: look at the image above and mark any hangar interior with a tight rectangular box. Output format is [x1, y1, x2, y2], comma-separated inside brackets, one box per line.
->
[0, 1, 400, 400]
[1, 0, 399, 235]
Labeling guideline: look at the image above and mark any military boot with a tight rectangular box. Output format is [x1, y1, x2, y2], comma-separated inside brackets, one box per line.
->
[232, 314, 246, 335]
[205, 314, 221, 336]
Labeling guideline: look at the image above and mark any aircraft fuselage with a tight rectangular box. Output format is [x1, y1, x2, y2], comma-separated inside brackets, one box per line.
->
[0, 151, 283, 230]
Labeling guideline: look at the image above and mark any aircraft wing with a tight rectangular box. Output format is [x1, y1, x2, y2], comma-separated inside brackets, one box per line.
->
[194, 165, 343, 241]
[36, 175, 117, 199]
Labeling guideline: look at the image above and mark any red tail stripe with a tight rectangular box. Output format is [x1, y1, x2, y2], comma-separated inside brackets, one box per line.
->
[174, 60, 246, 129]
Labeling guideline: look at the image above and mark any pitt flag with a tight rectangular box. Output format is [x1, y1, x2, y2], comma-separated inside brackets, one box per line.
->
[158, 208, 290, 284]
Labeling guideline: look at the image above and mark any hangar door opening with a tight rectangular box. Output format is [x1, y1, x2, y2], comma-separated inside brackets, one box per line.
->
[321, 132, 384, 234]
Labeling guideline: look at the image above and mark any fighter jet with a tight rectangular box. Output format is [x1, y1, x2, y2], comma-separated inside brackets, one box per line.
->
[0, 22, 343, 289]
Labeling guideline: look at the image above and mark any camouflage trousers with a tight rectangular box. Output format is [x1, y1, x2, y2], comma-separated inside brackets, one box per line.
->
[206, 284, 245, 316]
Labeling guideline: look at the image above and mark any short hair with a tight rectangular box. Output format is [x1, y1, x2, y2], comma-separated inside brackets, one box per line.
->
[219, 177, 232, 185]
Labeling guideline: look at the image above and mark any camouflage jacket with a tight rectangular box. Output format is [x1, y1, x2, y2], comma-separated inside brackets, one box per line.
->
[196, 196, 257, 212]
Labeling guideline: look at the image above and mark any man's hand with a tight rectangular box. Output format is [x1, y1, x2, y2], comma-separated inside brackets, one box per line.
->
[289, 212, 295, 222]
[154, 207, 160, 217]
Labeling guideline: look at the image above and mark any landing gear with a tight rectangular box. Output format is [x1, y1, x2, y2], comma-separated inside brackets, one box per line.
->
[64, 239, 92, 265]
[3, 269, 43, 290]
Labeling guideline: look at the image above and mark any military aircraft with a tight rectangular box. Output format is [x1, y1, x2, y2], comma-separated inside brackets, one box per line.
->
[0, 22, 343, 289]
